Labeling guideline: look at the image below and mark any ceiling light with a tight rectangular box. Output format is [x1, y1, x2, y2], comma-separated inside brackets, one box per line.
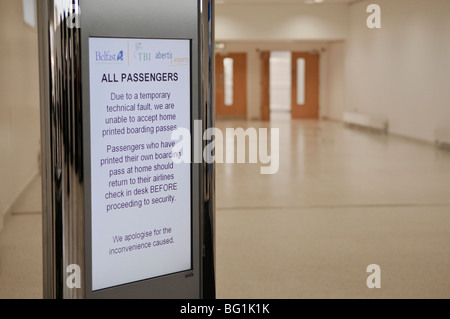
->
[215, 42, 226, 50]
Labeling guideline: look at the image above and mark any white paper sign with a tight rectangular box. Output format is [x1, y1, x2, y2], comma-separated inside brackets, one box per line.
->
[89, 37, 191, 291]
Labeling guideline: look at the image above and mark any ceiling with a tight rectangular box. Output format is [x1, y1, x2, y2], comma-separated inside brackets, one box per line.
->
[216, 0, 361, 4]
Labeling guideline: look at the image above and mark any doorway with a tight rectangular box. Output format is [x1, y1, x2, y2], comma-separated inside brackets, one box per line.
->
[260, 50, 320, 121]
[269, 51, 292, 120]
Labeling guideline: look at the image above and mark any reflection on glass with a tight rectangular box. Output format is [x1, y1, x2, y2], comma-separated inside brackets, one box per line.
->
[223, 57, 234, 106]
[297, 58, 305, 106]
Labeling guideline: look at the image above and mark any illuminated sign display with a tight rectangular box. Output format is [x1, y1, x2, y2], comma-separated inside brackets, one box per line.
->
[89, 37, 191, 291]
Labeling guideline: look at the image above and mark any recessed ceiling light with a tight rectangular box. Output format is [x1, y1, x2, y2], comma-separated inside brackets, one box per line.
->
[305, 0, 325, 4]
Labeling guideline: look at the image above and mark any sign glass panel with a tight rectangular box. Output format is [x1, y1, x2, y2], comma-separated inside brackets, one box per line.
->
[89, 37, 191, 291]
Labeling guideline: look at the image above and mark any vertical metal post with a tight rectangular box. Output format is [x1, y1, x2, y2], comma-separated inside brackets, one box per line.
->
[200, 0, 216, 299]
[37, 0, 85, 299]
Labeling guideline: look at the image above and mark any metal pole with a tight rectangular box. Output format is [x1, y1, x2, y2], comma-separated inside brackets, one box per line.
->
[37, 0, 85, 299]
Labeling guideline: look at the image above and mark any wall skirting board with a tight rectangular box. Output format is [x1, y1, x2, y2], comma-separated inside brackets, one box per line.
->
[435, 128, 450, 149]
[343, 111, 388, 133]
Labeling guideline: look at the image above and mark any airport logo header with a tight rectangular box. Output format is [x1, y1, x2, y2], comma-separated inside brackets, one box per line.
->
[95, 50, 124, 63]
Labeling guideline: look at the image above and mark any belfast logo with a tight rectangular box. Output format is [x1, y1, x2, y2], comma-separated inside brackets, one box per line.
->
[96, 50, 124, 62]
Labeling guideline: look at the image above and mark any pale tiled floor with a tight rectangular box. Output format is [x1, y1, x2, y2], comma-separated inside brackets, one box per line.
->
[1, 118, 450, 299]
[215, 118, 450, 299]
[0, 175, 42, 299]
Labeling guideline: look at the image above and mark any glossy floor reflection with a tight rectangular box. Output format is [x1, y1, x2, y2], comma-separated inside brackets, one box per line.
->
[1, 118, 450, 298]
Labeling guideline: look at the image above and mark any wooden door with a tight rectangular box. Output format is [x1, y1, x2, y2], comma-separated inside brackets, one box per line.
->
[291, 52, 319, 119]
[215, 53, 247, 117]
[260, 51, 271, 121]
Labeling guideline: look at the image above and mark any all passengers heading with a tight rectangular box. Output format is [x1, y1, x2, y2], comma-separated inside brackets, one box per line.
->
[101, 72, 179, 83]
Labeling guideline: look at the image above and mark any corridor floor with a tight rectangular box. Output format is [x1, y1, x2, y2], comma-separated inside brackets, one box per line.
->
[1, 118, 450, 298]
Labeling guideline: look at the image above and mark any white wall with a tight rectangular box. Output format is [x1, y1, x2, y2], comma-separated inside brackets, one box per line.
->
[0, 0, 41, 230]
[345, 0, 450, 142]
[216, 4, 349, 41]
[323, 41, 346, 121]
